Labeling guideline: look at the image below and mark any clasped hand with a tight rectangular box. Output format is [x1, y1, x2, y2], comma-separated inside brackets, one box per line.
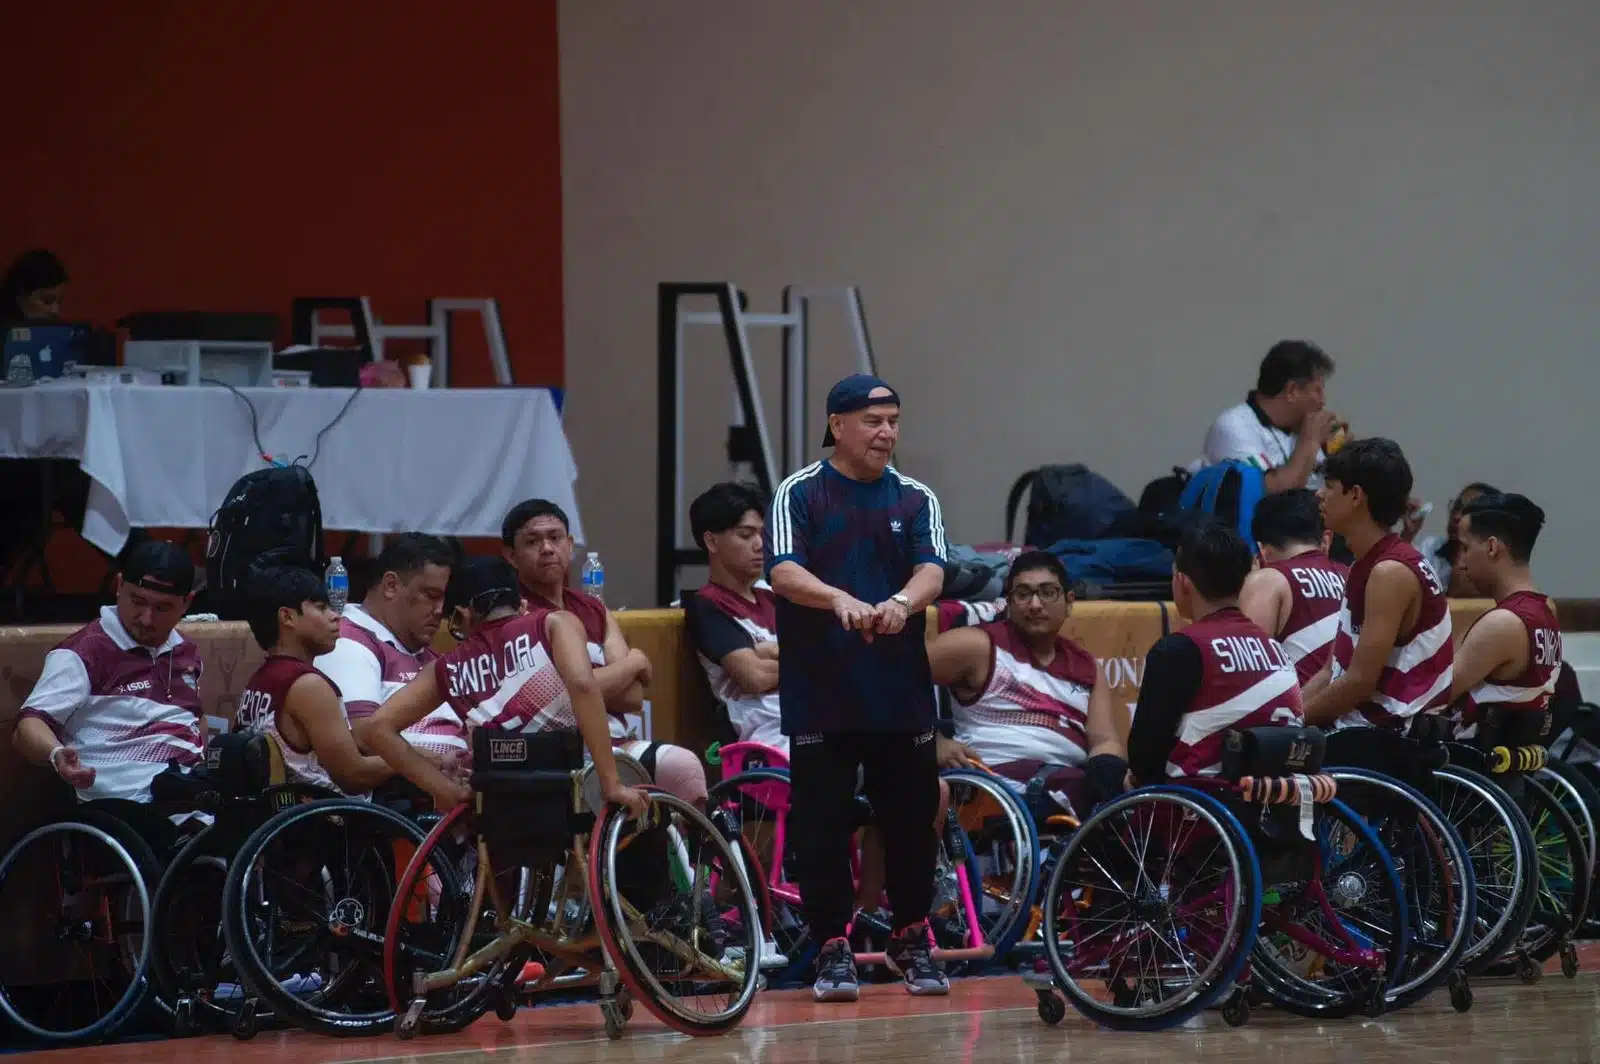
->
[832, 594, 910, 641]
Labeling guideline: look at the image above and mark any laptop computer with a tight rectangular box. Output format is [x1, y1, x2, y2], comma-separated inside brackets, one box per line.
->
[3, 324, 91, 383]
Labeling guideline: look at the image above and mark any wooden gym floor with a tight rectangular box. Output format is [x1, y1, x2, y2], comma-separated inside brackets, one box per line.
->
[11, 961, 1600, 1064]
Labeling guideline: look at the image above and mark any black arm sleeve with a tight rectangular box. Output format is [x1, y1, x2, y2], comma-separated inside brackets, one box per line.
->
[683, 593, 757, 663]
[1126, 633, 1205, 783]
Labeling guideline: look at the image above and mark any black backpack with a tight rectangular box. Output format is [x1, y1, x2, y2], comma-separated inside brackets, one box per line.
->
[205, 465, 326, 620]
[1004, 464, 1135, 547]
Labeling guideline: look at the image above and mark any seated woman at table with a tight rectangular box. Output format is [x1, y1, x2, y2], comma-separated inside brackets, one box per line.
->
[927, 551, 1129, 817]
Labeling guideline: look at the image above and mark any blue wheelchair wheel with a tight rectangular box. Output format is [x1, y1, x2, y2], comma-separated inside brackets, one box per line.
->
[1037, 786, 1260, 1031]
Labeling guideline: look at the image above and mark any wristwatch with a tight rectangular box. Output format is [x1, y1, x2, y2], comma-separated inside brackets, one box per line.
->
[890, 593, 912, 610]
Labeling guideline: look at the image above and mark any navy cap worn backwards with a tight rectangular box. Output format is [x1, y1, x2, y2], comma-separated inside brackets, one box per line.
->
[821, 373, 900, 447]
[121, 540, 196, 597]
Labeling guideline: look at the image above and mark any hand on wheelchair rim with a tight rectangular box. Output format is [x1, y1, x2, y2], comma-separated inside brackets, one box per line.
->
[605, 781, 651, 819]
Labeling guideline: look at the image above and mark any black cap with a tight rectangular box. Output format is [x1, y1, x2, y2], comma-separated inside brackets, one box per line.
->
[121, 540, 196, 596]
[445, 556, 521, 612]
[820, 373, 900, 447]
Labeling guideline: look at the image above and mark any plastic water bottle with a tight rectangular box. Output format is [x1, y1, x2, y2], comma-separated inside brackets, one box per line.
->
[326, 556, 349, 615]
[581, 551, 605, 604]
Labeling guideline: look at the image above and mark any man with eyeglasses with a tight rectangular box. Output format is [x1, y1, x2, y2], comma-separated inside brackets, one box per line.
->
[927, 551, 1129, 817]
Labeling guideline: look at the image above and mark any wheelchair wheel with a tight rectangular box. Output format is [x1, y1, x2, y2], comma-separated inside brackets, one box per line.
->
[1248, 798, 1410, 1019]
[1540, 762, 1600, 937]
[221, 798, 436, 1037]
[705, 768, 806, 964]
[1328, 768, 1476, 1011]
[939, 768, 1040, 961]
[0, 811, 161, 1045]
[1040, 787, 1260, 1032]
[381, 804, 509, 1037]
[1482, 775, 1587, 974]
[590, 789, 763, 1036]
[1432, 766, 1538, 974]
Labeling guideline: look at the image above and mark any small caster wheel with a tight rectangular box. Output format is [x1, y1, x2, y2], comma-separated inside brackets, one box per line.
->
[494, 993, 519, 1022]
[1035, 990, 1066, 1026]
[1516, 952, 1543, 985]
[602, 1000, 627, 1040]
[397, 995, 427, 1040]
[1221, 991, 1250, 1028]
[172, 997, 196, 1038]
[1448, 970, 1473, 1013]
[230, 999, 259, 1041]
[1561, 940, 1579, 979]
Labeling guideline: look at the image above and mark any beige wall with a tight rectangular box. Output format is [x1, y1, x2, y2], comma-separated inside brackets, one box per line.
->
[560, 0, 1600, 606]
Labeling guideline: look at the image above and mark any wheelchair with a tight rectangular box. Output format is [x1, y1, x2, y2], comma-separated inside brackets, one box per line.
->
[0, 798, 167, 1046]
[1443, 707, 1589, 984]
[146, 731, 448, 1041]
[1028, 724, 1411, 1030]
[384, 727, 763, 1041]
[703, 740, 1034, 980]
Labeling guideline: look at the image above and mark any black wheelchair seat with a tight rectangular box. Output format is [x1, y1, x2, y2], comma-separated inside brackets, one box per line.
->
[1220, 725, 1325, 781]
[470, 728, 588, 868]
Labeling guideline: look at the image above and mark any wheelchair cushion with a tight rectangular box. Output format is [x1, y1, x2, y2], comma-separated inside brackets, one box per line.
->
[1220, 725, 1325, 782]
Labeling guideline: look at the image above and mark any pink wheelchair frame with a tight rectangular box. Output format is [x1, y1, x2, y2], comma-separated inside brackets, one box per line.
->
[712, 741, 993, 967]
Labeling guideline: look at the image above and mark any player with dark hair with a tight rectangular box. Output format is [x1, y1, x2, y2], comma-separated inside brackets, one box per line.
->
[1239, 488, 1348, 685]
[353, 558, 647, 819]
[503, 498, 707, 804]
[1126, 520, 1302, 786]
[683, 482, 780, 749]
[238, 566, 392, 794]
[1304, 438, 1453, 731]
[928, 550, 1127, 813]
[315, 532, 467, 769]
[1448, 493, 1562, 739]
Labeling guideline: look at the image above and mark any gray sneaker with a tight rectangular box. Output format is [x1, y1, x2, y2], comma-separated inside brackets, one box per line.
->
[888, 923, 949, 996]
[812, 936, 859, 1002]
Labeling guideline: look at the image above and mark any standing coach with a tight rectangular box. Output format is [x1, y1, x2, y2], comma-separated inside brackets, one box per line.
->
[765, 373, 949, 1002]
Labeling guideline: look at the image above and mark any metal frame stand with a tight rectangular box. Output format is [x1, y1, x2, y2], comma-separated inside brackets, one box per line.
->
[298, 296, 514, 386]
[655, 283, 876, 605]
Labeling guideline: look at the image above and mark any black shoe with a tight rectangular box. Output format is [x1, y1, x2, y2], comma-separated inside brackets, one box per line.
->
[888, 922, 949, 996]
[813, 937, 859, 1002]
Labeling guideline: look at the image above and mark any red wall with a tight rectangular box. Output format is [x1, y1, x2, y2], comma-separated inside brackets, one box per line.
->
[0, 3, 564, 594]
[0, 1, 563, 386]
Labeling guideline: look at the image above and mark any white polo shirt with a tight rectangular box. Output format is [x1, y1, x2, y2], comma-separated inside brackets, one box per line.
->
[1200, 396, 1324, 490]
[314, 603, 467, 762]
[21, 606, 205, 802]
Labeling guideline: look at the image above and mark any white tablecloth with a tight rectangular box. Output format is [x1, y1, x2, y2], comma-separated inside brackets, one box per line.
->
[0, 384, 582, 554]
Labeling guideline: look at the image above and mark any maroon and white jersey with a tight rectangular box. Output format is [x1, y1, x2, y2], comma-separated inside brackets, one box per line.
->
[1330, 535, 1453, 730]
[1265, 551, 1349, 686]
[236, 656, 344, 793]
[20, 606, 204, 802]
[683, 583, 784, 753]
[1167, 608, 1302, 777]
[314, 604, 466, 762]
[435, 611, 576, 733]
[523, 585, 628, 737]
[953, 622, 1099, 768]
[1456, 591, 1563, 738]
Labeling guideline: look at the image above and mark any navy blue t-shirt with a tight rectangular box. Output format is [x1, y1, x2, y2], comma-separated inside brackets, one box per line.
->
[764, 460, 948, 734]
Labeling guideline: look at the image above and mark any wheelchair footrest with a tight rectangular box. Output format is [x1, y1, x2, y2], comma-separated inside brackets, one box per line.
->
[1237, 774, 1336, 804]
[855, 944, 994, 967]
